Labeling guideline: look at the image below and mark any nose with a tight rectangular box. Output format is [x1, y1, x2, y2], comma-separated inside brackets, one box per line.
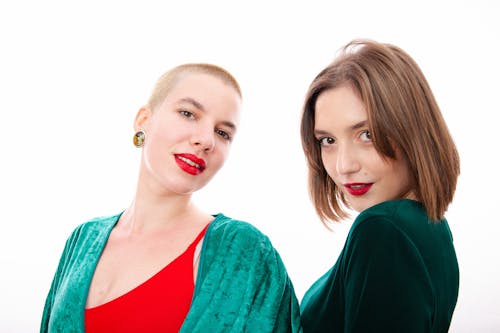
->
[336, 143, 361, 175]
[191, 127, 215, 152]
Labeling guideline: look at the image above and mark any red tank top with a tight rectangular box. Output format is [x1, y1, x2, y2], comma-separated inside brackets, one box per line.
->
[85, 224, 209, 333]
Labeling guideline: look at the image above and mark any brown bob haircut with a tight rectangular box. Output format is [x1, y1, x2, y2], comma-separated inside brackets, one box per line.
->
[300, 39, 460, 224]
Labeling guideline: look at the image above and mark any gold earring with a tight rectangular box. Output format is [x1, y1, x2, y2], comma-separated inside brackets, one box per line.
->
[133, 130, 145, 147]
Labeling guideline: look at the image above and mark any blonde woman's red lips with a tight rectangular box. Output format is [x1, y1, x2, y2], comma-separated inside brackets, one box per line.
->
[175, 154, 206, 175]
[344, 183, 373, 196]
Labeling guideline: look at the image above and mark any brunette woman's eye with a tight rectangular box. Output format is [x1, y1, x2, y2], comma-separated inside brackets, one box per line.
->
[360, 130, 372, 142]
[216, 129, 232, 141]
[318, 137, 335, 146]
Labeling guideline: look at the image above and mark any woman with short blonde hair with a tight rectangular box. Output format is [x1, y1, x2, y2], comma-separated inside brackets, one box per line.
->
[42, 63, 301, 332]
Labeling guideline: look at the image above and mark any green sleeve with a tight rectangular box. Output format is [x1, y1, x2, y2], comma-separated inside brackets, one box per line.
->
[180, 219, 302, 332]
[40, 243, 64, 333]
[342, 217, 434, 332]
[245, 245, 302, 332]
[40, 225, 85, 333]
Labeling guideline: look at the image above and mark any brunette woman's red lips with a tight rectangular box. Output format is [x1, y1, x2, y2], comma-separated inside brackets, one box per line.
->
[344, 183, 373, 196]
[175, 154, 206, 175]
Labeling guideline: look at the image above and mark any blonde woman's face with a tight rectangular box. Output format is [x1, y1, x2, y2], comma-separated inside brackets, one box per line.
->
[137, 73, 241, 195]
[314, 85, 414, 212]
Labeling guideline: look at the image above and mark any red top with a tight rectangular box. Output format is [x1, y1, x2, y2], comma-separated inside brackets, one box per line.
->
[85, 225, 209, 333]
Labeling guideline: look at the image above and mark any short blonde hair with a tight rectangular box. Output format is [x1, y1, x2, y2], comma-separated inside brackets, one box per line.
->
[300, 39, 460, 224]
[147, 63, 242, 111]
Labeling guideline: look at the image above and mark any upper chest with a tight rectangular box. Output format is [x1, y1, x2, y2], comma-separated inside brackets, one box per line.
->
[86, 230, 202, 308]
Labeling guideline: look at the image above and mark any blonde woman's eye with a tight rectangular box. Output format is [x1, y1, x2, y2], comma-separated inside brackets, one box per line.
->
[318, 137, 335, 146]
[216, 129, 232, 141]
[180, 110, 195, 119]
[360, 130, 372, 142]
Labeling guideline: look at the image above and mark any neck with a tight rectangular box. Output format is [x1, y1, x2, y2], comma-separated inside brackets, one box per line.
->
[118, 168, 206, 235]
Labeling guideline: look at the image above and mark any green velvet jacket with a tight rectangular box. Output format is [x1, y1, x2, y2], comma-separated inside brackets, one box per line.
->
[41, 213, 302, 332]
[300, 199, 459, 332]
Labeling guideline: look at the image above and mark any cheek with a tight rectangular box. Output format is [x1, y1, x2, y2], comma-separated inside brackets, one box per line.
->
[215, 145, 231, 166]
[143, 131, 172, 164]
[143, 141, 164, 170]
[203, 142, 230, 175]
[394, 162, 412, 188]
[364, 146, 381, 160]
[363, 151, 386, 173]
[321, 152, 338, 178]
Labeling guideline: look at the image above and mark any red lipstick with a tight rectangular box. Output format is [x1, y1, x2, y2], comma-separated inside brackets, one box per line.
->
[344, 183, 373, 196]
[175, 153, 206, 175]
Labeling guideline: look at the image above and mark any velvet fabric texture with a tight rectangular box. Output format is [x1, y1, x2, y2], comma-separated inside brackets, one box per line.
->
[300, 199, 459, 332]
[41, 213, 302, 332]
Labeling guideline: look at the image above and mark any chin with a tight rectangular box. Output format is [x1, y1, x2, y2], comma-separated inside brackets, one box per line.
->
[162, 181, 202, 195]
[350, 200, 378, 213]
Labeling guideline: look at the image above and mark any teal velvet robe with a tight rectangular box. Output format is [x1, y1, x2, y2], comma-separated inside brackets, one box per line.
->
[300, 199, 459, 332]
[41, 213, 302, 332]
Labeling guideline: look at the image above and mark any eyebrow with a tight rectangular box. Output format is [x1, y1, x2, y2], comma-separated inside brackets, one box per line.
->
[314, 120, 368, 137]
[179, 97, 204, 111]
[350, 120, 369, 131]
[178, 97, 237, 131]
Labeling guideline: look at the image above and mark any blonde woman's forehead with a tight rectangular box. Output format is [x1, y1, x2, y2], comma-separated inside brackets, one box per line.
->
[157, 72, 241, 121]
[168, 73, 240, 99]
[150, 72, 238, 111]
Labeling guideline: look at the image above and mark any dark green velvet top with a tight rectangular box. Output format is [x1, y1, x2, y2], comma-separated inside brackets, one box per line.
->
[300, 199, 459, 332]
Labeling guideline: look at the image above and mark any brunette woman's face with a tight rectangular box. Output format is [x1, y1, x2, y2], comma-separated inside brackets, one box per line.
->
[314, 85, 414, 212]
[136, 73, 241, 195]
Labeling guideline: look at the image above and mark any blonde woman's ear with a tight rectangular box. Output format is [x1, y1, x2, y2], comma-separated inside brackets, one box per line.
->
[133, 106, 152, 132]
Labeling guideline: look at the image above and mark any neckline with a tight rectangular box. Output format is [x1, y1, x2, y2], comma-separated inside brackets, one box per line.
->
[85, 215, 218, 310]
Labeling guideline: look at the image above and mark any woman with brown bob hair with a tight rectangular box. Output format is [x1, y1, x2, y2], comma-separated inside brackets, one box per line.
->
[300, 40, 460, 332]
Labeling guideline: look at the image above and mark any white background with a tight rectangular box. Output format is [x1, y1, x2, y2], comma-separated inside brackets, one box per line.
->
[1, 1, 499, 332]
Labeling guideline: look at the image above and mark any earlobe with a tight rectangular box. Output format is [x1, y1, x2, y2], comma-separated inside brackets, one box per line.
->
[134, 106, 152, 132]
[133, 130, 146, 147]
